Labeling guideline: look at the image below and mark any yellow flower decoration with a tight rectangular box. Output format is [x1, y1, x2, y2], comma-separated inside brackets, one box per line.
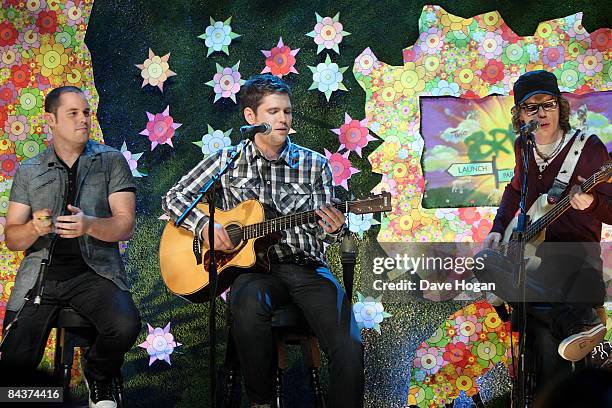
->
[35, 43, 70, 78]
[536, 23, 553, 39]
[455, 375, 473, 392]
[394, 63, 426, 97]
[481, 12, 500, 27]
[135, 48, 177, 93]
[441, 13, 473, 35]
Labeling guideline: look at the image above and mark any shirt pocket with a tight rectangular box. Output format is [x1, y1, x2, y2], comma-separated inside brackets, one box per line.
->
[29, 170, 59, 210]
[276, 183, 313, 214]
[80, 171, 110, 216]
[229, 177, 261, 204]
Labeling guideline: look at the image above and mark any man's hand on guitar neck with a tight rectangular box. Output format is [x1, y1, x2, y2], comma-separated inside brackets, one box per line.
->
[315, 199, 346, 234]
[200, 221, 235, 250]
[569, 176, 594, 211]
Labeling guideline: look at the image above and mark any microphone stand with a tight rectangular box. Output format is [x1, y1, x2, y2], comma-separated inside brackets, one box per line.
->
[512, 129, 534, 408]
[175, 138, 251, 408]
[0, 235, 58, 354]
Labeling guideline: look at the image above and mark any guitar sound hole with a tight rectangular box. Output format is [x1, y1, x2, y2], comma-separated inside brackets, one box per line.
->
[225, 223, 244, 247]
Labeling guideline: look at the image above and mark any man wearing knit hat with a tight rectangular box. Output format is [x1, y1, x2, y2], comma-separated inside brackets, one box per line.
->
[482, 70, 612, 391]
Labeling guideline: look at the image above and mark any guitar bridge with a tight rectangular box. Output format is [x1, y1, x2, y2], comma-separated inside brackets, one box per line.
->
[193, 237, 202, 265]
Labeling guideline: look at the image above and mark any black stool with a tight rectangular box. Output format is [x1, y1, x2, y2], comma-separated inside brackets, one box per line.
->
[271, 304, 325, 408]
[53, 307, 125, 407]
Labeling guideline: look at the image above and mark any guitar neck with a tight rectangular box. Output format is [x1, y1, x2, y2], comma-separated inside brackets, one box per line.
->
[243, 202, 349, 240]
[525, 175, 598, 241]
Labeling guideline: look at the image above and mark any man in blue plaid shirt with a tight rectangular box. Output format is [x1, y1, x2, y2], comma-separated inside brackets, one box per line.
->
[163, 74, 364, 407]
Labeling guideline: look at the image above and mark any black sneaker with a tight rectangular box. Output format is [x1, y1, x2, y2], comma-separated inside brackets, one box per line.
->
[85, 377, 117, 408]
[586, 340, 612, 371]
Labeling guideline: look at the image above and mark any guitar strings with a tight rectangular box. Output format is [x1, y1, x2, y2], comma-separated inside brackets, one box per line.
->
[496, 174, 599, 257]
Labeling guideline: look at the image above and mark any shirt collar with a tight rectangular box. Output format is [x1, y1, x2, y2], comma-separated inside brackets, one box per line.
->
[247, 136, 298, 168]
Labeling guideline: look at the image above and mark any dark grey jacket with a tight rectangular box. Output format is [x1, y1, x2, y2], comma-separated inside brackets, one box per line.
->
[7, 140, 135, 311]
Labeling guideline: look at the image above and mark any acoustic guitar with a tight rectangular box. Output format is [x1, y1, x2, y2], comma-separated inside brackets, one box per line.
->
[159, 192, 391, 302]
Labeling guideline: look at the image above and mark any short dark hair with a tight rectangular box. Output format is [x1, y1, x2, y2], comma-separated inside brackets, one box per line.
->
[44, 86, 85, 115]
[239, 74, 292, 113]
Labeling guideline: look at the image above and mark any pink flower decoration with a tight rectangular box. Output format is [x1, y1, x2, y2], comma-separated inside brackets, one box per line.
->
[332, 113, 376, 157]
[120, 141, 146, 177]
[0, 153, 18, 177]
[418, 27, 444, 55]
[206, 61, 244, 103]
[542, 46, 564, 68]
[577, 49, 603, 77]
[138, 322, 182, 366]
[6, 115, 29, 142]
[261, 37, 299, 77]
[354, 47, 380, 76]
[324, 149, 360, 191]
[139, 106, 182, 150]
[477, 32, 503, 59]
[414, 346, 444, 375]
[17, 27, 40, 51]
[452, 314, 483, 344]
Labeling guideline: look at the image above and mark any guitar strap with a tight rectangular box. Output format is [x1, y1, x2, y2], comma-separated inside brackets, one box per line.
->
[547, 129, 591, 204]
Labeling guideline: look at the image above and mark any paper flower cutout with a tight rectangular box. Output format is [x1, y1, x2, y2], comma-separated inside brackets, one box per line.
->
[347, 212, 380, 238]
[135, 49, 176, 92]
[205, 61, 245, 103]
[353, 292, 392, 334]
[193, 125, 232, 156]
[308, 55, 348, 101]
[332, 113, 376, 157]
[121, 141, 146, 178]
[324, 149, 359, 190]
[138, 322, 181, 366]
[139, 106, 182, 150]
[261, 37, 299, 77]
[354, 47, 379, 76]
[198, 16, 240, 57]
[306, 12, 350, 54]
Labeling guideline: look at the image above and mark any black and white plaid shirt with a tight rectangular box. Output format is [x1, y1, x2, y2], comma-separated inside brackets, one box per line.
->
[162, 138, 341, 264]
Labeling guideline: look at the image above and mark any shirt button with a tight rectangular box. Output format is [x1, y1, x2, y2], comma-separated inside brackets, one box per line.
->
[538, 175, 542, 180]
[266, 180, 271, 185]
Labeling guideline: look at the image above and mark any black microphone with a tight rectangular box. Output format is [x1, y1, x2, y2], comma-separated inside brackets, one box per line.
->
[520, 120, 540, 134]
[239, 123, 272, 139]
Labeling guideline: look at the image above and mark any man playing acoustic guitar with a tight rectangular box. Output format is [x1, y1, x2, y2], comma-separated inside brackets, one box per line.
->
[162, 74, 364, 407]
[482, 70, 612, 392]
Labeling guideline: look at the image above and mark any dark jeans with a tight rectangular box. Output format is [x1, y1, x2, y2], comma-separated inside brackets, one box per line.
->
[516, 303, 600, 395]
[0, 270, 141, 383]
[229, 263, 364, 407]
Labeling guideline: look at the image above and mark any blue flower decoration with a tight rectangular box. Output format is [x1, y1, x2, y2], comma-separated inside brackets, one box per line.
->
[193, 125, 232, 156]
[353, 292, 392, 334]
[347, 212, 379, 238]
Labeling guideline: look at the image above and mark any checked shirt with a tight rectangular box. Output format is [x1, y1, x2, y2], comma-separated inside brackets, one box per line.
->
[162, 138, 341, 264]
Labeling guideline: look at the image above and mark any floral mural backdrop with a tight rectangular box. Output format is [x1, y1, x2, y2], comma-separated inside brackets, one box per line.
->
[0, 1, 610, 407]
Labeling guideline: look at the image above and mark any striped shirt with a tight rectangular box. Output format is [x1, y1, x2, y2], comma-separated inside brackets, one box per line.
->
[162, 138, 342, 264]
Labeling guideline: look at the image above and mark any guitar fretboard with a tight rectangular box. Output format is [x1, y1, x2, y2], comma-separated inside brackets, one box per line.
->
[242, 202, 350, 240]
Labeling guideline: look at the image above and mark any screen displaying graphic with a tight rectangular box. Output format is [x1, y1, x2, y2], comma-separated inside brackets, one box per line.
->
[421, 92, 612, 208]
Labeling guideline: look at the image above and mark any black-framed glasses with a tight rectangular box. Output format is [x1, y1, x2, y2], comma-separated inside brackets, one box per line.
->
[520, 99, 558, 116]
